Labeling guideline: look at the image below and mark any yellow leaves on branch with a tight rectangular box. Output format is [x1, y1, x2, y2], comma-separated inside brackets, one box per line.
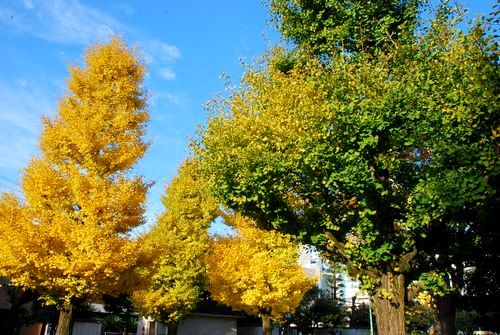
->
[0, 37, 149, 304]
[132, 161, 217, 322]
[41, 37, 148, 176]
[207, 215, 314, 321]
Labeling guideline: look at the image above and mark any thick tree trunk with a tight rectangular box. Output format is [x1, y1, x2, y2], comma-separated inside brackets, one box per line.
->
[56, 301, 73, 335]
[262, 315, 272, 335]
[372, 272, 406, 335]
[434, 294, 457, 335]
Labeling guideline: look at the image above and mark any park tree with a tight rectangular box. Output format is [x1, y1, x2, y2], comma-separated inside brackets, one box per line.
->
[131, 160, 217, 334]
[194, 5, 498, 335]
[268, 0, 423, 55]
[0, 38, 149, 335]
[207, 214, 314, 335]
[289, 285, 348, 335]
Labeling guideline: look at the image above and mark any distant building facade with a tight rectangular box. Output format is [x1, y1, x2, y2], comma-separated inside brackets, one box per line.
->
[298, 246, 369, 305]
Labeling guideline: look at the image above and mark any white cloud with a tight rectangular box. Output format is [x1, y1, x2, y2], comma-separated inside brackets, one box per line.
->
[143, 39, 181, 64]
[22, 0, 34, 9]
[151, 92, 185, 107]
[142, 40, 182, 81]
[0, 80, 55, 171]
[0, 0, 123, 44]
[159, 68, 176, 81]
[117, 4, 134, 15]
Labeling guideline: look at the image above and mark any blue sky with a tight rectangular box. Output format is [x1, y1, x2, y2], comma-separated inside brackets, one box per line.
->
[0, 0, 497, 232]
[0, 0, 279, 232]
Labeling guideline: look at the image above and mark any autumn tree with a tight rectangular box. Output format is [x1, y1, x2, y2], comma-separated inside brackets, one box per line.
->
[207, 214, 314, 335]
[195, 6, 498, 335]
[131, 160, 217, 334]
[0, 38, 149, 335]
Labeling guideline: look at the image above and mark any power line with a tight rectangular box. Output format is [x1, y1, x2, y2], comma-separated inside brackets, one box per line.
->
[0, 174, 21, 195]
[0, 174, 18, 185]
[0, 182, 21, 195]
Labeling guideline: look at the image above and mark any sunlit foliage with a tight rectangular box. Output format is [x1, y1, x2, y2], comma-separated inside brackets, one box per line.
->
[207, 214, 314, 334]
[0, 37, 149, 305]
[195, 6, 498, 334]
[132, 160, 217, 323]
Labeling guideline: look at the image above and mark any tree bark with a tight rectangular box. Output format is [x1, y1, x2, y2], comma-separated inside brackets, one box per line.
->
[262, 315, 272, 335]
[56, 301, 73, 335]
[372, 272, 406, 335]
[434, 294, 457, 335]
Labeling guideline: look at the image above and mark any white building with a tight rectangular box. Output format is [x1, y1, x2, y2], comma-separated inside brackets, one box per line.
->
[298, 246, 369, 305]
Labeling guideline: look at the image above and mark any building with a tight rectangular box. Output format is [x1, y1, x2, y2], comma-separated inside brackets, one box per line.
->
[298, 246, 369, 305]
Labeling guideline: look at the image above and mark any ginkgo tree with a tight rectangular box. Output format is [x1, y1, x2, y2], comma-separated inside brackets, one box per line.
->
[132, 160, 216, 334]
[0, 37, 149, 335]
[207, 214, 314, 335]
[195, 6, 498, 335]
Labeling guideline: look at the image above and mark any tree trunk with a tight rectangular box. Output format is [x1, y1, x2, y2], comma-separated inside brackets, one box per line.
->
[372, 272, 406, 335]
[39, 324, 47, 335]
[434, 294, 457, 335]
[124, 306, 130, 335]
[56, 301, 73, 335]
[167, 322, 178, 335]
[262, 315, 272, 335]
[4, 290, 23, 335]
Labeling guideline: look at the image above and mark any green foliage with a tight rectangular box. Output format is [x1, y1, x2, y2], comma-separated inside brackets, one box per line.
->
[195, 3, 498, 333]
[268, 0, 422, 55]
[132, 160, 217, 323]
[290, 286, 348, 334]
[456, 310, 480, 335]
[349, 303, 372, 329]
[418, 272, 453, 297]
[324, 262, 346, 301]
[96, 314, 138, 333]
[406, 302, 434, 333]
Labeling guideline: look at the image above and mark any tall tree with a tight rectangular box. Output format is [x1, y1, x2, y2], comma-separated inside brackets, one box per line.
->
[269, 0, 422, 55]
[207, 214, 314, 335]
[0, 37, 149, 335]
[194, 7, 498, 335]
[131, 161, 217, 334]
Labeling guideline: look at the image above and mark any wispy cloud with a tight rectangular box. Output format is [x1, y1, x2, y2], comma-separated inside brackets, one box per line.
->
[0, 79, 55, 171]
[142, 39, 181, 82]
[159, 68, 176, 81]
[117, 4, 134, 15]
[22, 0, 34, 10]
[143, 39, 181, 64]
[151, 91, 186, 107]
[0, 0, 123, 44]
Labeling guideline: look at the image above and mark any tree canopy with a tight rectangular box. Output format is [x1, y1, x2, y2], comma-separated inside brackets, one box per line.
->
[269, 0, 422, 54]
[194, 6, 498, 334]
[132, 160, 216, 324]
[0, 37, 150, 335]
[207, 214, 314, 335]
[290, 285, 348, 334]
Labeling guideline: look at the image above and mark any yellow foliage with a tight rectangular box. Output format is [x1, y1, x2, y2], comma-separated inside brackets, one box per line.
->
[132, 160, 217, 322]
[417, 291, 434, 308]
[207, 215, 315, 321]
[0, 37, 149, 304]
